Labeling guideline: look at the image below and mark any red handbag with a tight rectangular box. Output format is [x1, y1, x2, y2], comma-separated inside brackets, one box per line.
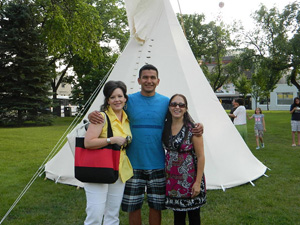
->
[74, 113, 120, 183]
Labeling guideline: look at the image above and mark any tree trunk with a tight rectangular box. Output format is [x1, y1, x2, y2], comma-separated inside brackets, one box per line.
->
[255, 96, 258, 109]
[51, 82, 60, 116]
[290, 67, 300, 93]
[17, 109, 23, 126]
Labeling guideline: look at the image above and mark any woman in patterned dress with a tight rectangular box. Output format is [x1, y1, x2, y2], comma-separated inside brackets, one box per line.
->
[162, 94, 206, 225]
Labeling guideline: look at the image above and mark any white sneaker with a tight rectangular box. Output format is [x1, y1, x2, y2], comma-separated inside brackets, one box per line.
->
[256, 146, 260, 150]
[261, 143, 265, 148]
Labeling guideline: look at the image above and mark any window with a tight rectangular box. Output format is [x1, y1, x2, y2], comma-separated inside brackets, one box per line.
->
[277, 92, 293, 105]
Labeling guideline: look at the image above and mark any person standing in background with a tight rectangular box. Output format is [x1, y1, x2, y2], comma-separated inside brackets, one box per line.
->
[290, 97, 300, 147]
[229, 98, 247, 142]
[229, 99, 237, 123]
[248, 107, 266, 149]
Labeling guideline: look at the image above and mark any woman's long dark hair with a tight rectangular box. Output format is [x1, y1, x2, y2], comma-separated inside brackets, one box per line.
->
[292, 97, 300, 107]
[162, 94, 195, 147]
[100, 81, 128, 111]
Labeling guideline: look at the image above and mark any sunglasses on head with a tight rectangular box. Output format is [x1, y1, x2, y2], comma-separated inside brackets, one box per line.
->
[169, 102, 186, 108]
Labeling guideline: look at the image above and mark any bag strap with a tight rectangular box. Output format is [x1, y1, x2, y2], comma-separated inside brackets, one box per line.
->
[103, 112, 113, 138]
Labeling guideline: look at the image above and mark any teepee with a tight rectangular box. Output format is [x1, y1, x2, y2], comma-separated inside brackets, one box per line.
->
[45, 0, 268, 190]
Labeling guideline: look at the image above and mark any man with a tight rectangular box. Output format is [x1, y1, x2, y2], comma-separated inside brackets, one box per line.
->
[229, 99, 237, 123]
[89, 64, 202, 225]
[229, 98, 247, 142]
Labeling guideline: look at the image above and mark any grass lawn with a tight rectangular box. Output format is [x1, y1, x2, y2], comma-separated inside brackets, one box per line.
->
[0, 111, 300, 225]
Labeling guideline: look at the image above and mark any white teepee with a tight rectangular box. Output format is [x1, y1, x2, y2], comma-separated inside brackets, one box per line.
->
[45, 0, 268, 190]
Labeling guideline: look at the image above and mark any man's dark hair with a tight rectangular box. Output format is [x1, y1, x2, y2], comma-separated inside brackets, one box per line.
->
[235, 98, 244, 106]
[138, 64, 159, 78]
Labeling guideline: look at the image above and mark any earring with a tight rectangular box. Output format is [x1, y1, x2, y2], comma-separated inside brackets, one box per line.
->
[123, 103, 127, 110]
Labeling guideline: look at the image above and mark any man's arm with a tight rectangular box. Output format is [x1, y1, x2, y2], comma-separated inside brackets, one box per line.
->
[228, 113, 236, 118]
[192, 123, 203, 137]
[88, 111, 105, 124]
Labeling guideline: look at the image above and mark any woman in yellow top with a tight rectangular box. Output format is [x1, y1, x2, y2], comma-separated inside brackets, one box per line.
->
[84, 80, 133, 225]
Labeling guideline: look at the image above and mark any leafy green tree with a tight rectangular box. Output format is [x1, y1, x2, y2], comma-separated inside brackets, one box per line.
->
[224, 49, 254, 98]
[68, 51, 119, 108]
[69, 0, 129, 105]
[90, 0, 129, 50]
[260, 59, 284, 110]
[40, 0, 129, 107]
[1, 0, 129, 118]
[246, 2, 300, 92]
[36, 0, 105, 104]
[250, 65, 277, 110]
[8, 0, 129, 112]
[251, 72, 266, 109]
[233, 74, 251, 100]
[179, 13, 239, 91]
[225, 47, 281, 110]
[178, 14, 208, 59]
[289, 33, 300, 90]
[0, 1, 52, 126]
[68, 0, 129, 107]
[199, 21, 238, 92]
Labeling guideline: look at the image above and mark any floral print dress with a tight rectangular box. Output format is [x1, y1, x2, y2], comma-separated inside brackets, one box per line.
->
[164, 124, 206, 211]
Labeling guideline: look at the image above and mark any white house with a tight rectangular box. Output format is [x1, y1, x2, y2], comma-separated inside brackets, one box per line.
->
[252, 76, 298, 111]
[208, 56, 297, 111]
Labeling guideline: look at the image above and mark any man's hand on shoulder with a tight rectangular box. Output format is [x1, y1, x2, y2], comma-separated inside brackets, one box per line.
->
[88, 111, 105, 124]
[192, 123, 203, 137]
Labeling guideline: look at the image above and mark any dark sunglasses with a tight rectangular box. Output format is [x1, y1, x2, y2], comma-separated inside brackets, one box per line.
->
[169, 102, 186, 108]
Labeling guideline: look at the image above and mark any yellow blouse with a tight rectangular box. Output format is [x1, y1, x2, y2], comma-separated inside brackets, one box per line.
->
[99, 106, 133, 183]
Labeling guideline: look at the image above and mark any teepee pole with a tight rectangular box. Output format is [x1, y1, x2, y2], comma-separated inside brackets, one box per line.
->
[176, 0, 186, 37]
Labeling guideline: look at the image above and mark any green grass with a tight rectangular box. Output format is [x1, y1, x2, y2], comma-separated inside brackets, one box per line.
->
[0, 112, 300, 225]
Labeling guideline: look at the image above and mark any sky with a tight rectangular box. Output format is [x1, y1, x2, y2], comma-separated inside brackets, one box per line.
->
[169, 0, 296, 31]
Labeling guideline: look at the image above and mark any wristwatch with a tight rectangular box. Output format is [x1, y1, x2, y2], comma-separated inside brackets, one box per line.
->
[107, 138, 111, 144]
[126, 136, 132, 143]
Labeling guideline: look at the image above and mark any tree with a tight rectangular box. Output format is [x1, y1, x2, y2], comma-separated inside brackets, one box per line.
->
[0, 1, 52, 126]
[224, 49, 254, 99]
[40, 0, 129, 108]
[36, 0, 105, 107]
[199, 21, 238, 92]
[234, 74, 251, 101]
[67, 0, 129, 107]
[289, 33, 300, 90]
[251, 72, 266, 109]
[90, 0, 129, 50]
[246, 2, 300, 92]
[179, 13, 239, 91]
[225, 47, 282, 110]
[68, 51, 119, 108]
[0, 0, 129, 119]
[178, 13, 208, 59]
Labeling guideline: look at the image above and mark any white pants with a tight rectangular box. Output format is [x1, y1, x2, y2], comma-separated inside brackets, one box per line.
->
[84, 178, 125, 225]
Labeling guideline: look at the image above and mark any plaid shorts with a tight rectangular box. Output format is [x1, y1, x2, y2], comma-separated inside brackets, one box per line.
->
[291, 120, 300, 132]
[121, 169, 166, 212]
